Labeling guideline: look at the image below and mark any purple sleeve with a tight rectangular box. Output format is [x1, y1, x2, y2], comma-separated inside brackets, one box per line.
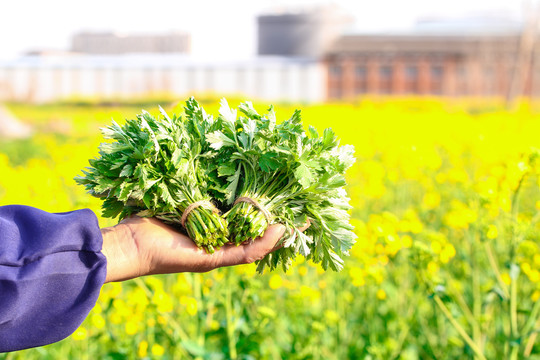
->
[0, 205, 107, 353]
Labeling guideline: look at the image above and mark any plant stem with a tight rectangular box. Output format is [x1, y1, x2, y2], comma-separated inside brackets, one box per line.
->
[511, 174, 526, 218]
[484, 241, 510, 299]
[471, 231, 482, 354]
[510, 269, 519, 344]
[433, 295, 487, 360]
[225, 280, 238, 360]
[523, 316, 540, 357]
[523, 297, 540, 337]
[194, 274, 205, 348]
[521, 297, 540, 357]
[451, 288, 481, 345]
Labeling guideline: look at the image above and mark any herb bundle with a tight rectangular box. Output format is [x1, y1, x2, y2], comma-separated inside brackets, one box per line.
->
[76, 97, 356, 272]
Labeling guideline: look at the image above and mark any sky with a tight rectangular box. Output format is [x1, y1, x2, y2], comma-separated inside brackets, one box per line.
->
[0, 0, 528, 60]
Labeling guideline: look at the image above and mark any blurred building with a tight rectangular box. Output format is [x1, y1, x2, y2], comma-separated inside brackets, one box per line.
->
[1, 10, 535, 103]
[257, 6, 351, 57]
[0, 55, 324, 103]
[324, 16, 531, 98]
[71, 32, 191, 54]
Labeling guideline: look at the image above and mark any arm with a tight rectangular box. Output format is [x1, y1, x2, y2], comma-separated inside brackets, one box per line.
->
[0, 205, 286, 352]
[0, 205, 106, 353]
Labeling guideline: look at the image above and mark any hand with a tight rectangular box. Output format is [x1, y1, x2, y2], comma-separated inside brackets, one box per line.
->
[100, 217, 288, 283]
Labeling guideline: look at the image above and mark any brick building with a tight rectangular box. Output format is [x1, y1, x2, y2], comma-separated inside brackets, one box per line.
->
[324, 32, 533, 98]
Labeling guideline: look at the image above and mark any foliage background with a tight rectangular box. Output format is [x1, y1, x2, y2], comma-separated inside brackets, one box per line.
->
[0, 96, 539, 359]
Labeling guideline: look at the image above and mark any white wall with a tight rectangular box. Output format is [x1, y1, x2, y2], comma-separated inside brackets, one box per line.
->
[0, 56, 326, 103]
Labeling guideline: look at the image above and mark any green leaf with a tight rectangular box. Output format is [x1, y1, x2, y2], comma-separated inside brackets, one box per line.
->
[218, 163, 236, 177]
[118, 182, 135, 201]
[322, 128, 338, 148]
[171, 148, 184, 167]
[158, 182, 175, 205]
[238, 101, 261, 119]
[259, 152, 280, 172]
[219, 98, 237, 125]
[119, 164, 133, 177]
[225, 166, 242, 204]
[308, 125, 319, 139]
[206, 131, 235, 150]
[294, 163, 313, 188]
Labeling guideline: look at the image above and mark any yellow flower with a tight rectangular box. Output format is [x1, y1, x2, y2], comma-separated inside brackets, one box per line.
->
[300, 285, 321, 302]
[125, 320, 139, 335]
[379, 255, 389, 266]
[152, 290, 174, 313]
[440, 244, 456, 264]
[184, 297, 198, 316]
[401, 235, 413, 248]
[213, 271, 225, 281]
[528, 270, 540, 283]
[138, 341, 148, 358]
[157, 315, 167, 325]
[422, 192, 441, 210]
[486, 225, 498, 239]
[91, 314, 105, 329]
[501, 272, 512, 286]
[269, 274, 283, 289]
[318, 280, 327, 289]
[431, 241, 442, 254]
[72, 326, 87, 341]
[522, 262, 532, 275]
[375, 243, 385, 255]
[534, 254, 540, 267]
[349, 267, 365, 287]
[210, 320, 220, 330]
[409, 220, 424, 234]
[376, 289, 387, 300]
[107, 282, 122, 297]
[427, 261, 439, 276]
[172, 274, 192, 295]
[324, 310, 340, 324]
[532, 290, 540, 302]
[151, 344, 165, 357]
[110, 313, 122, 324]
[146, 277, 164, 291]
[298, 266, 308, 276]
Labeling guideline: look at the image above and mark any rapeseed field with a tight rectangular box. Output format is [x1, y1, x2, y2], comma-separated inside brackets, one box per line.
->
[1, 97, 539, 359]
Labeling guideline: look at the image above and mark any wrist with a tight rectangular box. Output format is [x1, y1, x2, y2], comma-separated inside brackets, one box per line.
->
[101, 222, 138, 283]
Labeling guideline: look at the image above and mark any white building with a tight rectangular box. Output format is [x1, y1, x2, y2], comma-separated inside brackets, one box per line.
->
[0, 55, 326, 103]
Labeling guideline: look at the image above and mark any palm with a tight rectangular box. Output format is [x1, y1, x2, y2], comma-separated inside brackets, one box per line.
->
[101, 216, 285, 282]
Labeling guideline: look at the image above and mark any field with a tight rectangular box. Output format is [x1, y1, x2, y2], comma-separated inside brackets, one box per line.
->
[1, 97, 539, 359]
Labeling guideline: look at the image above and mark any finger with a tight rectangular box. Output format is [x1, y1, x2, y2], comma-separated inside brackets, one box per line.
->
[297, 218, 311, 232]
[215, 224, 286, 267]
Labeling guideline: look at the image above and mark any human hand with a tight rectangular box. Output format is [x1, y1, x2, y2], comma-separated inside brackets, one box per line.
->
[100, 217, 299, 283]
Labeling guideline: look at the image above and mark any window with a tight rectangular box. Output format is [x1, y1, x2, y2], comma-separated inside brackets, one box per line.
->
[405, 65, 418, 79]
[330, 65, 342, 77]
[355, 65, 367, 79]
[431, 65, 444, 78]
[379, 65, 393, 79]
